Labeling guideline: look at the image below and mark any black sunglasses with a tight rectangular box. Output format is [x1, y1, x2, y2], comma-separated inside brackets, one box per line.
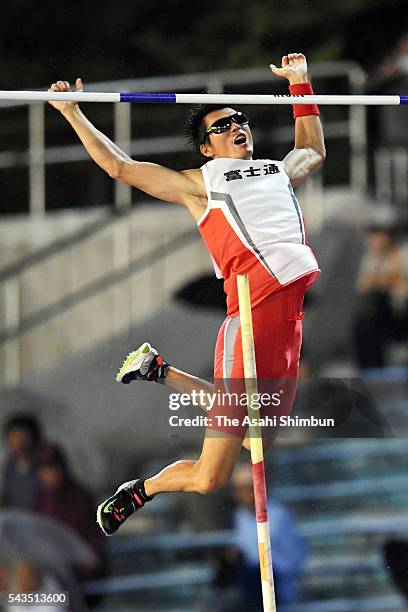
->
[205, 112, 250, 137]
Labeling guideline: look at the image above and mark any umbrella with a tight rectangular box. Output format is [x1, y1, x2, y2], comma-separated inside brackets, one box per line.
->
[0, 510, 96, 611]
[0, 510, 96, 571]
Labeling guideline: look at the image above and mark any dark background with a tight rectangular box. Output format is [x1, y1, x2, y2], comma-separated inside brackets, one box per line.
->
[1, 0, 407, 214]
[0, 0, 406, 88]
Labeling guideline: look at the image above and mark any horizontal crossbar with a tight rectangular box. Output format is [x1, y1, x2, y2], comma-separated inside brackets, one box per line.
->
[0, 91, 407, 105]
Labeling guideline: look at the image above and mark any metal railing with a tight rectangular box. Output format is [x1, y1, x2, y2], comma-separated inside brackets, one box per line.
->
[0, 61, 367, 215]
[0, 204, 206, 385]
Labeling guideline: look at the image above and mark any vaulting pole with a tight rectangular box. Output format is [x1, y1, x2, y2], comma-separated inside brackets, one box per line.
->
[237, 274, 276, 612]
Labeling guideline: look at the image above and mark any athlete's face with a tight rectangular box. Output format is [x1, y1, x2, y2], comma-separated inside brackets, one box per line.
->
[200, 107, 254, 160]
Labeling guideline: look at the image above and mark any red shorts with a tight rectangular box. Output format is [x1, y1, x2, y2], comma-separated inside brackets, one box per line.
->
[209, 275, 314, 438]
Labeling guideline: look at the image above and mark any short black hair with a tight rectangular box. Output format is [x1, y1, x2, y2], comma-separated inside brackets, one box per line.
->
[185, 104, 236, 155]
[3, 413, 42, 446]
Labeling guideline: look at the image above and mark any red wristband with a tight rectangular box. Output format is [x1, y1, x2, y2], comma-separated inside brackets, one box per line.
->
[289, 82, 320, 119]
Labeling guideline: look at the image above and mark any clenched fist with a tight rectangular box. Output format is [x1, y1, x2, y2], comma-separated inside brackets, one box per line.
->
[270, 53, 308, 85]
[48, 78, 83, 115]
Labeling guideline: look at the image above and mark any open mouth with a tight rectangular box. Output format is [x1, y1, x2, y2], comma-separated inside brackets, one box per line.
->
[234, 133, 247, 145]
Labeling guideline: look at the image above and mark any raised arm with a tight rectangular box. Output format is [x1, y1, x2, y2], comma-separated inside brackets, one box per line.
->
[48, 79, 204, 206]
[271, 53, 326, 187]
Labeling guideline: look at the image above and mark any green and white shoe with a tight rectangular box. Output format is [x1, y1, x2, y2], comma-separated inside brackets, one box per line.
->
[116, 342, 169, 384]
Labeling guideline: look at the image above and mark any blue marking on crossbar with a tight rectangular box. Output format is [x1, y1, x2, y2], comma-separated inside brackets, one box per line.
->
[120, 93, 176, 103]
[400, 96, 408, 105]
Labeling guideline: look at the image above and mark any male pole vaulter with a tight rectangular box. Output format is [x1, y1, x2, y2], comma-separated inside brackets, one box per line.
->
[49, 53, 325, 536]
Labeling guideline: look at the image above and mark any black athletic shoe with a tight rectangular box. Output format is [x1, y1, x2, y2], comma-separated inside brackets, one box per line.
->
[115, 342, 169, 384]
[96, 479, 152, 536]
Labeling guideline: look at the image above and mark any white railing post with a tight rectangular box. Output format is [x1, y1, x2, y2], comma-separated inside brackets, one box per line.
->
[28, 103, 46, 216]
[394, 148, 408, 204]
[4, 278, 20, 386]
[348, 65, 368, 193]
[207, 76, 224, 94]
[375, 149, 392, 202]
[350, 105, 368, 191]
[113, 218, 132, 334]
[114, 103, 132, 212]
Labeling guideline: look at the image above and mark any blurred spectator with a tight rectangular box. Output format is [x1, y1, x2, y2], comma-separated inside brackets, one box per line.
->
[368, 32, 408, 149]
[5, 561, 66, 612]
[367, 33, 408, 205]
[352, 226, 408, 369]
[0, 508, 97, 612]
[0, 562, 8, 590]
[1, 414, 43, 510]
[31, 445, 105, 583]
[213, 463, 307, 610]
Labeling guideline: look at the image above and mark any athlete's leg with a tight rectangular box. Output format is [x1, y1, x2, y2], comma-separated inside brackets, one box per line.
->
[97, 430, 243, 536]
[165, 367, 214, 401]
[98, 286, 308, 538]
[144, 429, 242, 496]
[98, 278, 313, 536]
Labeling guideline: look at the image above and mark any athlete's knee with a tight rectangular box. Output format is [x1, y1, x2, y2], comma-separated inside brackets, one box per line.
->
[194, 468, 231, 495]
